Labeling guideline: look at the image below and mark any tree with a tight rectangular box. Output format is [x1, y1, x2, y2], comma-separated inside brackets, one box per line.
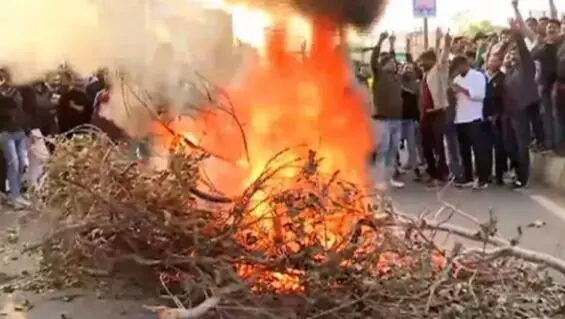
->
[451, 11, 504, 36]
[458, 20, 504, 36]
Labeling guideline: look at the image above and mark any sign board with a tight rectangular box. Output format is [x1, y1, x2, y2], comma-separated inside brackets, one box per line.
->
[413, 0, 436, 18]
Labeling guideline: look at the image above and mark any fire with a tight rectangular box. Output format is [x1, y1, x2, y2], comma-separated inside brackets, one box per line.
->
[153, 11, 391, 290]
[167, 19, 373, 191]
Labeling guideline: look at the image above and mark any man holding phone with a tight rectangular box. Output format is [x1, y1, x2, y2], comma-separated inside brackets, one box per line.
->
[450, 55, 489, 189]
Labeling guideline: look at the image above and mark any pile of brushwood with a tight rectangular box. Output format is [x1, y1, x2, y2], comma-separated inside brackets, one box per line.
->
[32, 128, 565, 318]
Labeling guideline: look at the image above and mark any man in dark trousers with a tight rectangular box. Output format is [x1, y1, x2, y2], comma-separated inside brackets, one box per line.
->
[417, 29, 452, 187]
[555, 34, 565, 155]
[451, 56, 488, 189]
[501, 21, 539, 189]
[482, 53, 509, 185]
[531, 18, 562, 152]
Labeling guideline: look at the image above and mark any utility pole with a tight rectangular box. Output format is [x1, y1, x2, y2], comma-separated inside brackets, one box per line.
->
[423, 17, 429, 49]
[413, 0, 435, 49]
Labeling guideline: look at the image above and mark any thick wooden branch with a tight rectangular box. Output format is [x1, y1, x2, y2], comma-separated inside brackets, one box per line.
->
[143, 296, 220, 319]
[462, 246, 565, 275]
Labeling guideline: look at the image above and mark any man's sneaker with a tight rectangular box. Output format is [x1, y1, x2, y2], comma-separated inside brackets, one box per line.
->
[504, 171, 517, 182]
[538, 147, 553, 155]
[390, 178, 405, 188]
[495, 178, 504, 186]
[374, 182, 388, 193]
[425, 178, 438, 188]
[413, 168, 422, 182]
[473, 181, 489, 190]
[554, 147, 565, 157]
[511, 180, 526, 190]
[455, 178, 474, 188]
[401, 163, 413, 169]
[397, 167, 408, 175]
[12, 197, 30, 209]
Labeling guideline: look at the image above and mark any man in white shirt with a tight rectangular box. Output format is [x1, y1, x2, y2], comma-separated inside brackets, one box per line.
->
[450, 55, 490, 189]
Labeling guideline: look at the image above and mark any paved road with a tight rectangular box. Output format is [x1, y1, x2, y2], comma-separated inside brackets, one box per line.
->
[2, 180, 565, 318]
[391, 178, 565, 262]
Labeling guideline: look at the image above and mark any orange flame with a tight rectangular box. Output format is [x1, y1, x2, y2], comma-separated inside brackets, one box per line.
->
[154, 18, 381, 290]
[172, 19, 372, 189]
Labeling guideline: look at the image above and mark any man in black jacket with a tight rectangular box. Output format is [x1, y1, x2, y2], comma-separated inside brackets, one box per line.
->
[32, 81, 58, 137]
[482, 53, 509, 185]
[555, 35, 565, 155]
[501, 22, 539, 189]
[531, 18, 561, 152]
[56, 72, 92, 136]
[0, 68, 30, 204]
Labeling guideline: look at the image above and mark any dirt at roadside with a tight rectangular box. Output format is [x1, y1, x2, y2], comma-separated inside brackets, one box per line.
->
[0, 208, 156, 319]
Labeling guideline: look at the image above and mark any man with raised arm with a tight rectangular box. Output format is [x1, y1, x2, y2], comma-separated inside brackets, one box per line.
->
[417, 28, 451, 187]
[368, 32, 405, 191]
[502, 20, 539, 189]
[523, 0, 562, 152]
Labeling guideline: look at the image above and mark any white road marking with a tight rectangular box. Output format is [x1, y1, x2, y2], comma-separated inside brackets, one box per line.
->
[530, 194, 565, 223]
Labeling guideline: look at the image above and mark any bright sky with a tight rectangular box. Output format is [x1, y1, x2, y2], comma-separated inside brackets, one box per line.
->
[378, 0, 565, 32]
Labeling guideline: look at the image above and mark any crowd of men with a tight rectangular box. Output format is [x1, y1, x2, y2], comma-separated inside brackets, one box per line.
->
[0, 67, 109, 206]
[0, 0, 563, 206]
[362, 0, 565, 192]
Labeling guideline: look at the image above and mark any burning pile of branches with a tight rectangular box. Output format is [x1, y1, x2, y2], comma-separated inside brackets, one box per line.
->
[33, 129, 565, 318]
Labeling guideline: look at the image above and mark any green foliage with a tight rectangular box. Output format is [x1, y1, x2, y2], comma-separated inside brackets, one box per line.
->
[459, 20, 504, 36]
[452, 11, 504, 36]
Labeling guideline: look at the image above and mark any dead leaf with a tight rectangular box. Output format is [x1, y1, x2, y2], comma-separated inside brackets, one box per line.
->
[526, 220, 546, 228]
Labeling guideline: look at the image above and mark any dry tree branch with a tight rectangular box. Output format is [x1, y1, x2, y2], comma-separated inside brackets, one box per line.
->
[120, 77, 231, 163]
[142, 297, 221, 319]
[143, 284, 242, 319]
[195, 71, 251, 163]
[34, 131, 565, 318]
[395, 181, 565, 276]
[461, 245, 565, 274]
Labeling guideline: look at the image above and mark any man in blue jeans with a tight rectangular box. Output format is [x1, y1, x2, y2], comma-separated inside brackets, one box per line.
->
[0, 69, 30, 206]
[369, 32, 405, 191]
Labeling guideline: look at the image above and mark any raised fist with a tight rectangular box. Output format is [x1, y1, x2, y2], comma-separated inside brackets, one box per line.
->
[379, 31, 389, 42]
[444, 30, 452, 45]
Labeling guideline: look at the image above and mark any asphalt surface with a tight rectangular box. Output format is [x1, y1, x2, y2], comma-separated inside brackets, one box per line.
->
[1, 179, 565, 318]
[391, 176, 565, 259]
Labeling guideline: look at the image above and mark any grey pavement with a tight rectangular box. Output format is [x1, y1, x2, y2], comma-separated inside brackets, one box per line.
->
[390, 178, 565, 261]
[0, 209, 154, 319]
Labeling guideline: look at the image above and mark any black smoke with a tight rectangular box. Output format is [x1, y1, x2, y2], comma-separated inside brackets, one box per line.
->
[290, 0, 389, 29]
